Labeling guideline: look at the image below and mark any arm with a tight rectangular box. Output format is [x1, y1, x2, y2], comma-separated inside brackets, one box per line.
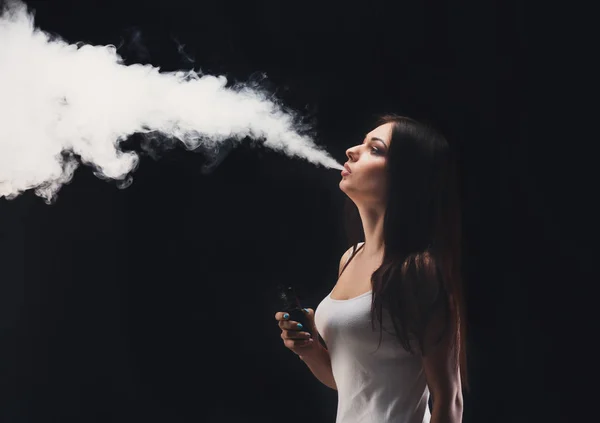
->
[421, 266, 463, 422]
[404, 252, 463, 422]
[422, 331, 463, 423]
[298, 246, 355, 390]
[299, 344, 337, 390]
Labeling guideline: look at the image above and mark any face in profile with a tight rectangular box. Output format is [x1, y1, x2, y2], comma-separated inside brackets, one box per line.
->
[340, 122, 393, 207]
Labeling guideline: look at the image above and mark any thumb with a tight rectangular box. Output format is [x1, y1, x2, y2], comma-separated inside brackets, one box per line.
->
[303, 308, 317, 327]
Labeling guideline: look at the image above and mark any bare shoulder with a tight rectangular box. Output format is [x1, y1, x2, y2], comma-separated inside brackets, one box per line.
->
[338, 247, 353, 276]
[338, 242, 364, 277]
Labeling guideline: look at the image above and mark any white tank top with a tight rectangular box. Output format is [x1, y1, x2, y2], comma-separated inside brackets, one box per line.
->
[314, 244, 431, 423]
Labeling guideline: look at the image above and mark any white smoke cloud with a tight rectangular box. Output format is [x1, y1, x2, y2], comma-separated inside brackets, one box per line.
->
[0, 0, 343, 203]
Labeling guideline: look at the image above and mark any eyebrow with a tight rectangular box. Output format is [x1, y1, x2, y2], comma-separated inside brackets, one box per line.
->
[364, 136, 388, 148]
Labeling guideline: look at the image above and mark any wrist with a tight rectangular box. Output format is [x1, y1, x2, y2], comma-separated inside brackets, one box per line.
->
[299, 342, 326, 361]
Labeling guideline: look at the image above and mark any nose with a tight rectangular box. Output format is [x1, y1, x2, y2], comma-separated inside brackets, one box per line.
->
[346, 145, 358, 161]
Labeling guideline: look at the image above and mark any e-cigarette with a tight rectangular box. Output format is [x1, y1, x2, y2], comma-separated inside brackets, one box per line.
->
[277, 284, 312, 337]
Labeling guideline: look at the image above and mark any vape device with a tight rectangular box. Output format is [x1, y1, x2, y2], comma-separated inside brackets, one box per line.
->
[277, 284, 312, 337]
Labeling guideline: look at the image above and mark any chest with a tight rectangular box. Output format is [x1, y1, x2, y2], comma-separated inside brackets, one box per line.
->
[330, 255, 382, 300]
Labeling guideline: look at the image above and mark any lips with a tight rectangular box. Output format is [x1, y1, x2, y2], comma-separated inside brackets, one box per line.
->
[343, 163, 352, 173]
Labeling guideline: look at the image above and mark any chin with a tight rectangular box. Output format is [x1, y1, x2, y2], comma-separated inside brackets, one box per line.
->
[339, 180, 355, 196]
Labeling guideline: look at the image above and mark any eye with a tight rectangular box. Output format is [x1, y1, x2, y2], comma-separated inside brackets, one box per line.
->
[370, 146, 381, 154]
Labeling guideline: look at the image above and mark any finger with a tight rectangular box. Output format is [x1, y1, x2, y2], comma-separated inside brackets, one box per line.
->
[284, 338, 313, 350]
[281, 330, 312, 340]
[278, 320, 306, 330]
[303, 308, 316, 325]
[274, 311, 291, 321]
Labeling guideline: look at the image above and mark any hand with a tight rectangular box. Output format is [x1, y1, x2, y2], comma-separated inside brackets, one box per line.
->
[275, 308, 320, 357]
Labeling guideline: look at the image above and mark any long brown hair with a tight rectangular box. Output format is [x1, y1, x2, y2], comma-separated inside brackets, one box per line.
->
[341, 115, 468, 391]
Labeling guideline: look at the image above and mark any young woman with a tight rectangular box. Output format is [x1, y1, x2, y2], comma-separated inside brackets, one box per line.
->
[275, 115, 468, 423]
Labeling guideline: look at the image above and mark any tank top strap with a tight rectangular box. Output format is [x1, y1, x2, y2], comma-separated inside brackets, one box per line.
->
[340, 242, 365, 277]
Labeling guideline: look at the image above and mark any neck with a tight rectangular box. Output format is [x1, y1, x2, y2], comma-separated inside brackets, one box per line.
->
[356, 203, 386, 258]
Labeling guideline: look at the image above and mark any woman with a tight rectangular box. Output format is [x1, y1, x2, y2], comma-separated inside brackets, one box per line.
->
[275, 115, 468, 423]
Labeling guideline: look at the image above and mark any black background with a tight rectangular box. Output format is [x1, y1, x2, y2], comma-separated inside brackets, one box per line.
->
[0, 0, 594, 422]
